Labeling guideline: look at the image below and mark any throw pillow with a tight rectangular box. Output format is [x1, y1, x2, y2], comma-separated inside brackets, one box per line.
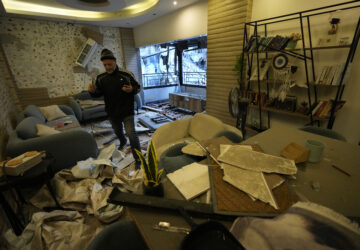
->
[23, 105, 46, 123]
[36, 124, 60, 136]
[39, 105, 66, 121]
[16, 117, 43, 139]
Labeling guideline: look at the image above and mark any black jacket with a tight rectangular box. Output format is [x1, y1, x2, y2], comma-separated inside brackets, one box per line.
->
[90, 66, 140, 119]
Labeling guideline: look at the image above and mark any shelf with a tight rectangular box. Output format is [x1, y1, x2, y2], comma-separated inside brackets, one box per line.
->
[248, 104, 329, 121]
[244, 45, 351, 54]
[246, 80, 341, 88]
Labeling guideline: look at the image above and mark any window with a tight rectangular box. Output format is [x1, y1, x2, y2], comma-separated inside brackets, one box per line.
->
[182, 47, 207, 87]
[140, 45, 178, 89]
[139, 35, 207, 89]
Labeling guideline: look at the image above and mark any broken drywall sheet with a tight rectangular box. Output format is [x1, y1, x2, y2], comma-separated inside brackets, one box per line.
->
[167, 162, 210, 200]
[181, 141, 207, 156]
[265, 173, 285, 189]
[222, 163, 278, 209]
[218, 145, 297, 175]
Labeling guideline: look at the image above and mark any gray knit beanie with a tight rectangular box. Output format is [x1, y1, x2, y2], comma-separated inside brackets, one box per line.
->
[100, 49, 116, 61]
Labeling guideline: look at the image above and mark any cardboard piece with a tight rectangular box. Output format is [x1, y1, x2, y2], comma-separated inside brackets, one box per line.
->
[281, 142, 309, 163]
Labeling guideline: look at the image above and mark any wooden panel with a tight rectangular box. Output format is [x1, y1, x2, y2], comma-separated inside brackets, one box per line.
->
[81, 27, 104, 45]
[206, 0, 252, 125]
[0, 126, 8, 161]
[119, 28, 142, 86]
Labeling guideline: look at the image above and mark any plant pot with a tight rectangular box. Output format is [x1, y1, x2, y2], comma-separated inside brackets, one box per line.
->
[143, 182, 164, 197]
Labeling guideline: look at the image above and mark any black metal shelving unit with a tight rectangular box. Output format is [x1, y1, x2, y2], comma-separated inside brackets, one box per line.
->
[243, 1, 360, 130]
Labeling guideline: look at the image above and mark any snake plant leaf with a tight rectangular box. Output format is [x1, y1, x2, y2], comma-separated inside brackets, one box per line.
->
[135, 148, 150, 183]
[157, 168, 164, 182]
[147, 140, 158, 181]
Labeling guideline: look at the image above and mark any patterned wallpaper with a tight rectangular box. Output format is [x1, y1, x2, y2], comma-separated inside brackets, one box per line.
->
[0, 74, 16, 133]
[0, 17, 124, 97]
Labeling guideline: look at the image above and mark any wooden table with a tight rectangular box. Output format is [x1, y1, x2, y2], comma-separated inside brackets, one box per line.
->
[113, 126, 360, 249]
[242, 126, 360, 217]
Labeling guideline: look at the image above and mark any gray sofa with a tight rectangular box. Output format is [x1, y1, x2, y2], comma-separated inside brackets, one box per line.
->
[6, 105, 98, 173]
[68, 91, 143, 122]
[68, 91, 108, 122]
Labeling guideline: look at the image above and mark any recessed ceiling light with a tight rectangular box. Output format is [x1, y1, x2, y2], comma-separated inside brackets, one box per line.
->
[173, 1, 177, 5]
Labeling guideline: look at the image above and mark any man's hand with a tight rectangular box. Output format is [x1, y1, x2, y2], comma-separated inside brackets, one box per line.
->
[88, 83, 96, 93]
[122, 84, 133, 93]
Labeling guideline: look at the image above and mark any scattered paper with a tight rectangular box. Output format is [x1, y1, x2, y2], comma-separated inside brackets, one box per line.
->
[97, 143, 116, 160]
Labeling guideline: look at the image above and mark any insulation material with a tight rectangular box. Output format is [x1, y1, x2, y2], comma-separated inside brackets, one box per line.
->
[230, 202, 360, 249]
[5, 210, 103, 250]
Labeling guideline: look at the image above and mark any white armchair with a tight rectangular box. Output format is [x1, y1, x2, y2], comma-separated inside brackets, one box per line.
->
[152, 113, 243, 159]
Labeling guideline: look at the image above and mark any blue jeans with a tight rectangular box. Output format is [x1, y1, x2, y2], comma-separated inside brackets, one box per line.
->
[110, 115, 141, 162]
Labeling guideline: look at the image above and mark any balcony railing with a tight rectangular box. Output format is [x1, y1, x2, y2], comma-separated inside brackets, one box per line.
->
[142, 73, 178, 89]
[183, 72, 207, 86]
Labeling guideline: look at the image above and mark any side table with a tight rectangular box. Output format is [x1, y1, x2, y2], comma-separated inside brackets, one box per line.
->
[0, 156, 60, 235]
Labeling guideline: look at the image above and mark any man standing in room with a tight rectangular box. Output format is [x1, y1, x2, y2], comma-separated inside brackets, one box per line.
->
[88, 48, 142, 169]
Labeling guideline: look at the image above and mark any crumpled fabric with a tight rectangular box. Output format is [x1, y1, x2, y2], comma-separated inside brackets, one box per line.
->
[91, 183, 124, 223]
[230, 202, 360, 250]
[112, 167, 144, 194]
[30, 159, 124, 222]
[5, 210, 103, 250]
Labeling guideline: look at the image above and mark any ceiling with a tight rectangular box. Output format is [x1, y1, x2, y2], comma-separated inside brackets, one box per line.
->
[0, 0, 200, 27]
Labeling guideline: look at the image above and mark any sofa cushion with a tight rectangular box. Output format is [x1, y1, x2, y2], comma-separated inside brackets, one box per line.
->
[152, 117, 192, 152]
[16, 117, 44, 139]
[188, 113, 225, 142]
[39, 105, 66, 121]
[36, 124, 60, 136]
[46, 115, 78, 127]
[23, 105, 46, 123]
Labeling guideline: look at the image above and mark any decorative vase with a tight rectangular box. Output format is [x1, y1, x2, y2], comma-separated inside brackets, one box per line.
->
[143, 182, 164, 197]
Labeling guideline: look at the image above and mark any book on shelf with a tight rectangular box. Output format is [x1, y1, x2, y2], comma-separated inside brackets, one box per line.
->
[315, 63, 346, 86]
[268, 35, 284, 51]
[279, 37, 290, 49]
[311, 101, 325, 116]
[262, 37, 274, 51]
[318, 101, 333, 118]
[245, 35, 260, 52]
[256, 37, 266, 51]
[312, 100, 346, 119]
[333, 63, 346, 86]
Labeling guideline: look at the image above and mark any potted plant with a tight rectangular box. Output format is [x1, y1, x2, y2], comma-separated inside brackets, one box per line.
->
[135, 140, 164, 197]
[233, 53, 245, 90]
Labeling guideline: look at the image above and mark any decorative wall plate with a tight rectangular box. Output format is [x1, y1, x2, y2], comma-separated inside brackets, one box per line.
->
[273, 54, 288, 70]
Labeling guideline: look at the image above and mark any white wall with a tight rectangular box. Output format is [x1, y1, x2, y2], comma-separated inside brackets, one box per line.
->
[251, 0, 360, 145]
[134, 0, 207, 48]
